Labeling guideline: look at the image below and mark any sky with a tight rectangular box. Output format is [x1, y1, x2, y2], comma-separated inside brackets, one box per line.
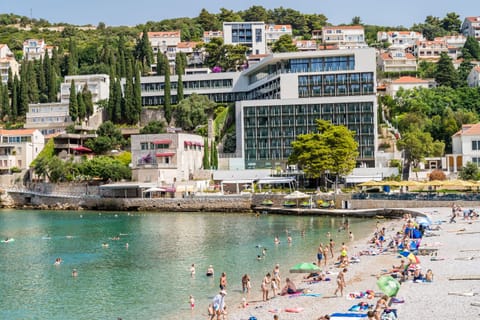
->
[0, 0, 477, 28]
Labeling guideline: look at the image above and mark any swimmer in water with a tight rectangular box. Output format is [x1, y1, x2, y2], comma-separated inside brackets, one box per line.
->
[206, 265, 214, 277]
[274, 236, 280, 244]
[72, 269, 78, 277]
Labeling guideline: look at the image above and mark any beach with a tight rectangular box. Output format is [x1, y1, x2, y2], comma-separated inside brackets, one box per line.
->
[226, 207, 480, 320]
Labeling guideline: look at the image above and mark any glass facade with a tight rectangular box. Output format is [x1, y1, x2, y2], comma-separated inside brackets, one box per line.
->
[243, 102, 375, 169]
[298, 72, 374, 98]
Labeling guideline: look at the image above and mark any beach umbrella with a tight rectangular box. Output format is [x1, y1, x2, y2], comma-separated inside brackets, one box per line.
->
[399, 251, 420, 264]
[289, 262, 321, 274]
[358, 180, 382, 187]
[376, 276, 400, 297]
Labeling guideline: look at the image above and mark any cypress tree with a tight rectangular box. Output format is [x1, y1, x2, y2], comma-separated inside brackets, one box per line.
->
[113, 79, 122, 123]
[82, 83, 94, 118]
[163, 54, 172, 123]
[156, 50, 166, 76]
[77, 90, 86, 121]
[211, 140, 218, 170]
[107, 70, 116, 121]
[69, 80, 78, 122]
[2, 82, 10, 119]
[7, 67, 13, 92]
[48, 66, 57, 102]
[11, 75, 18, 119]
[67, 38, 78, 75]
[175, 53, 184, 102]
[123, 57, 134, 124]
[18, 65, 29, 117]
[36, 58, 46, 99]
[435, 52, 459, 88]
[203, 139, 210, 169]
[27, 61, 39, 103]
[133, 61, 142, 124]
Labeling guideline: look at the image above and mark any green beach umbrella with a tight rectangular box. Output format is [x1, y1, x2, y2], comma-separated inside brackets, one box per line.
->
[377, 275, 400, 297]
[289, 262, 321, 273]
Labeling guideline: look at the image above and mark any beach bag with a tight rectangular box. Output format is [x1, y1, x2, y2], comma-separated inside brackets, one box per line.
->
[249, 317, 257, 320]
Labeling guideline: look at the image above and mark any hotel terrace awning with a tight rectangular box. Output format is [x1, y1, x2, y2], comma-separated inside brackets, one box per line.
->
[72, 146, 92, 152]
[155, 152, 175, 157]
[153, 139, 171, 144]
[184, 141, 204, 147]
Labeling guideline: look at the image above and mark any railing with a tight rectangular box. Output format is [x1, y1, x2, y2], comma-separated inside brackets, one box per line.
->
[352, 192, 480, 201]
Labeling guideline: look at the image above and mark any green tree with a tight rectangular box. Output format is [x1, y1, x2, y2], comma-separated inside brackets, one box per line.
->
[351, 16, 362, 25]
[441, 12, 461, 33]
[175, 52, 185, 102]
[140, 120, 167, 134]
[462, 36, 480, 60]
[67, 38, 78, 75]
[396, 128, 444, 170]
[241, 6, 269, 22]
[77, 90, 86, 121]
[136, 27, 154, 74]
[68, 80, 78, 122]
[203, 138, 210, 169]
[175, 93, 215, 131]
[271, 34, 298, 53]
[210, 140, 218, 170]
[82, 83, 94, 118]
[288, 120, 358, 187]
[435, 52, 459, 88]
[196, 8, 220, 31]
[459, 162, 480, 180]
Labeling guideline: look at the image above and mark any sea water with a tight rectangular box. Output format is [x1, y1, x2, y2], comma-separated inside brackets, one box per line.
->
[0, 209, 377, 319]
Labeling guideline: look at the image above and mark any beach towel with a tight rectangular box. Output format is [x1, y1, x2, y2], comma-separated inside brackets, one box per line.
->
[330, 312, 368, 319]
[348, 302, 371, 312]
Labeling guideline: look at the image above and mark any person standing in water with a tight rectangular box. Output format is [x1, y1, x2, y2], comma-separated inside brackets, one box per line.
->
[317, 244, 324, 266]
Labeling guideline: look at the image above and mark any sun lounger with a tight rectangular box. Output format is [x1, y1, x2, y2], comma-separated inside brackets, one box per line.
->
[330, 313, 368, 319]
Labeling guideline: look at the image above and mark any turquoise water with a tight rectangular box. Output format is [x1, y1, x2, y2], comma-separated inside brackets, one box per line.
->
[0, 210, 376, 319]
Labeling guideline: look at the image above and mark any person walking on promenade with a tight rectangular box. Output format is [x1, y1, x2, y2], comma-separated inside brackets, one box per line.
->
[334, 268, 347, 297]
[317, 243, 324, 266]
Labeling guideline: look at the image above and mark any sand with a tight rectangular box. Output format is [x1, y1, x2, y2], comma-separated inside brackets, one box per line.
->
[226, 207, 480, 320]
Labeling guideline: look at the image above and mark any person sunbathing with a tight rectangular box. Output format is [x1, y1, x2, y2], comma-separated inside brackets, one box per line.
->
[281, 278, 298, 295]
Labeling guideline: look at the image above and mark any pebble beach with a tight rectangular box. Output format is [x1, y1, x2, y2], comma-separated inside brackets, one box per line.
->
[226, 207, 480, 320]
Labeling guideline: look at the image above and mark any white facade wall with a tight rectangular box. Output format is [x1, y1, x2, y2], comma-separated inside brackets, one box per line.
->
[61, 74, 110, 105]
[0, 129, 44, 171]
[25, 102, 73, 134]
[130, 133, 204, 185]
[223, 22, 266, 55]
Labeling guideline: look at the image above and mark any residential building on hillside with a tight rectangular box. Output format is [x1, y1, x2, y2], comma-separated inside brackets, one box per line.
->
[0, 129, 44, 173]
[223, 22, 267, 55]
[24, 102, 72, 135]
[447, 123, 480, 173]
[22, 39, 54, 61]
[135, 48, 378, 170]
[265, 24, 293, 44]
[147, 31, 181, 54]
[414, 38, 448, 62]
[320, 25, 367, 49]
[461, 16, 480, 41]
[386, 76, 432, 97]
[377, 31, 424, 51]
[0, 45, 19, 83]
[467, 66, 480, 87]
[294, 40, 318, 51]
[203, 31, 223, 43]
[60, 74, 110, 104]
[130, 133, 204, 185]
[378, 50, 417, 73]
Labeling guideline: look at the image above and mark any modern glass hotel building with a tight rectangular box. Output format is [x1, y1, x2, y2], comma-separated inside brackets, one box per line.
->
[138, 48, 377, 170]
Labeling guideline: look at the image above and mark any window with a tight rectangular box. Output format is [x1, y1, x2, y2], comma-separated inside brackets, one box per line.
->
[472, 140, 480, 151]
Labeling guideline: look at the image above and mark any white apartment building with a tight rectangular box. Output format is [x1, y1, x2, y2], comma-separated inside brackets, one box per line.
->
[130, 133, 204, 185]
[377, 31, 424, 51]
[60, 74, 110, 104]
[136, 48, 378, 170]
[294, 40, 318, 51]
[147, 31, 181, 54]
[415, 39, 448, 62]
[321, 25, 367, 49]
[461, 16, 480, 41]
[378, 50, 417, 73]
[265, 24, 293, 44]
[22, 39, 53, 61]
[24, 102, 72, 135]
[0, 129, 44, 172]
[223, 22, 267, 55]
[467, 66, 480, 87]
[0, 44, 19, 84]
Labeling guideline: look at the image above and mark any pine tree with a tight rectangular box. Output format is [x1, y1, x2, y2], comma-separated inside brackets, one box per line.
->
[69, 80, 78, 122]
[435, 52, 459, 88]
[163, 54, 172, 123]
